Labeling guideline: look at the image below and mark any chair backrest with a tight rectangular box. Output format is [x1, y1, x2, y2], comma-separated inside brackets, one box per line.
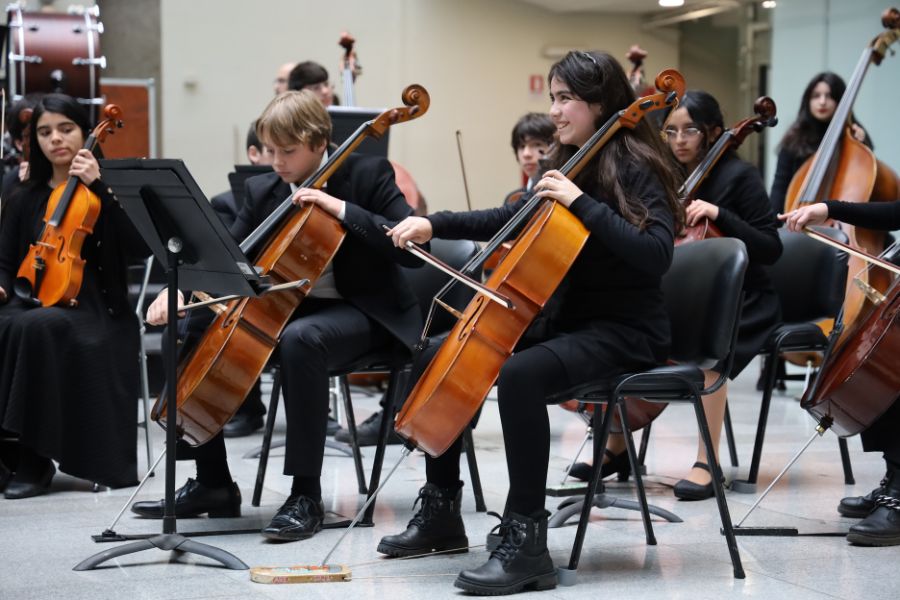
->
[402, 238, 480, 334]
[771, 226, 848, 324]
[663, 238, 748, 369]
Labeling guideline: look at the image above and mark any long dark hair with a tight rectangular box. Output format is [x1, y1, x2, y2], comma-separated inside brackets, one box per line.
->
[546, 51, 683, 232]
[25, 93, 93, 190]
[779, 72, 857, 160]
[678, 89, 724, 160]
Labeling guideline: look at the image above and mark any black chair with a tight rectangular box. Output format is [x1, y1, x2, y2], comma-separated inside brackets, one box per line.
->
[550, 238, 749, 583]
[251, 238, 489, 524]
[731, 227, 849, 493]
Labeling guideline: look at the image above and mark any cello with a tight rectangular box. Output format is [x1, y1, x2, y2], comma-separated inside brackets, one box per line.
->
[784, 9, 900, 347]
[14, 104, 124, 307]
[394, 70, 685, 457]
[799, 228, 900, 437]
[677, 96, 778, 245]
[152, 85, 430, 445]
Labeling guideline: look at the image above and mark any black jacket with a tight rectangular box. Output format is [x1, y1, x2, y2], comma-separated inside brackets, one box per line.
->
[232, 152, 424, 351]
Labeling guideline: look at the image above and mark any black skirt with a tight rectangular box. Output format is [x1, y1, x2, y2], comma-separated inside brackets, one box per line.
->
[0, 265, 140, 487]
[716, 287, 781, 378]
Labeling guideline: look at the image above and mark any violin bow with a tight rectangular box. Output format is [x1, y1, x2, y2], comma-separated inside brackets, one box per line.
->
[803, 226, 900, 276]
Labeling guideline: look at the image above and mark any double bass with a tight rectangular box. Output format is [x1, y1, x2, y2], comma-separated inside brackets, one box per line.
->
[677, 96, 778, 245]
[394, 71, 685, 457]
[784, 9, 900, 347]
[14, 104, 124, 307]
[152, 86, 430, 445]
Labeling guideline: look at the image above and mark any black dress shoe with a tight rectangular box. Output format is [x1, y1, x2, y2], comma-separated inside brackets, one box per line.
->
[223, 413, 264, 438]
[261, 494, 324, 541]
[4, 461, 55, 499]
[673, 461, 720, 501]
[839, 477, 889, 518]
[567, 449, 630, 483]
[130, 478, 241, 518]
[0, 460, 10, 493]
[334, 410, 402, 446]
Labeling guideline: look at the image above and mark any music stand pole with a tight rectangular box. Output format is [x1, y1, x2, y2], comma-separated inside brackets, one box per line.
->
[75, 161, 253, 571]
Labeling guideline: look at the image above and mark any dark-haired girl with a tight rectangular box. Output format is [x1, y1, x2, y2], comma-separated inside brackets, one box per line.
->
[770, 71, 870, 214]
[661, 90, 782, 499]
[0, 94, 147, 498]
[382, 51, 683, 595]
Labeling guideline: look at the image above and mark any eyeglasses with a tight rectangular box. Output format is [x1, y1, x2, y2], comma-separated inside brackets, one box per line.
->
[663, 127, 702, 140]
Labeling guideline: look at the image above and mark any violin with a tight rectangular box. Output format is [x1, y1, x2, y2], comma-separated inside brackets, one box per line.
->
[14, 104, 124, 307]
[153, 85, 430, 445]
[677, 96, 778, 245]
[626, 44, 654, 97]
[394, 70, 685, 457]
[784, 9, 900, 348]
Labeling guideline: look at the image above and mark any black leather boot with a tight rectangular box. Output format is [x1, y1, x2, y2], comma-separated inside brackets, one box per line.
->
[847, 470, 900, 546]
[839, 469, 891, 518]
[377, 482, 468, 557]
[454, 510, 557, 595]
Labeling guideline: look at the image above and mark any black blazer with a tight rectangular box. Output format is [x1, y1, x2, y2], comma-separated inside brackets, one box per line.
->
[231, 152, 424, 352]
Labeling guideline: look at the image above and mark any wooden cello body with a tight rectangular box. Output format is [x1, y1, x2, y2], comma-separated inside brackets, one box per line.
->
[784, 10, 900, 350]
[152, 86, 430, 445]
[394, 71, 685, 457]
[800, 231, 900, 436]
[14, 104, 124, 307]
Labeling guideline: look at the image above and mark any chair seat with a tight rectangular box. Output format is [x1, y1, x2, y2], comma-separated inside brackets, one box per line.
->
[550, 365, 706, 404]
[764, 322, 829, 353]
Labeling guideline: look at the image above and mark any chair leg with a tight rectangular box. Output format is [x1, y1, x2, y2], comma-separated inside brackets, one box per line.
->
[566, 400, 618, 572]
[733, 353, 779, 492]
[694, 395, 745, 579]
[616, 400, 656, 546]
[838, 437, 855, 485]
[339, 374, 368, 495]
[637, 421, 651, 467]
[362, 368, 407, 526]
[462, 426, 487, 512]
[723, 399, 738, 468]
[252, 367, 282, 508]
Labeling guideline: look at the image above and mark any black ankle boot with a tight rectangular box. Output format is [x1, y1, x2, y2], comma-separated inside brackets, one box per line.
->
[839, 469, 891, 518]
[847, 470, 900, 546]
[455, 510, 557, 595]
[377, 482, 468, 557]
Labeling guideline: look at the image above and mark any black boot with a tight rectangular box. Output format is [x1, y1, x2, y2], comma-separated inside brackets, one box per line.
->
[454, 510, 557, 595]
[847, 470, 900, 546]
[377, 482, 468, 557]
[839, 469, 891, 518]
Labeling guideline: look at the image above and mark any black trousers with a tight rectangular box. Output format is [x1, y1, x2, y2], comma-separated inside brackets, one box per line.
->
[174, 298, 393, 479]
[861, 398, 900, 466]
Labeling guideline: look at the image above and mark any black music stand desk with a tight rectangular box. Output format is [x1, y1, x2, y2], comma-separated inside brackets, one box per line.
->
[74, 159, 266, 571]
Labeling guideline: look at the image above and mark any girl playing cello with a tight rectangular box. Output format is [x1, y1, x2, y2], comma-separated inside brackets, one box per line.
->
[383, 51, 682, 595]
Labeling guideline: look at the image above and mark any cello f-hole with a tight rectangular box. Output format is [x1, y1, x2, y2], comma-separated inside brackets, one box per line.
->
[458, 296, 484, 341]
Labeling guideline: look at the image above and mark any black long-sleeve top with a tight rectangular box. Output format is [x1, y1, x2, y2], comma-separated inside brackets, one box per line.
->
[427, 159, 675, 326]
[825, 199, 900, 231]
[697, 152, 782, 291]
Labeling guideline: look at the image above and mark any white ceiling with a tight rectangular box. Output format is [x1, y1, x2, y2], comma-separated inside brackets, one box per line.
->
[512, 0, 749, 15]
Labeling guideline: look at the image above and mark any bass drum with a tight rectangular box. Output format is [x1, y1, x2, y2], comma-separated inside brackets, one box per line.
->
[5, 6, 106, 117]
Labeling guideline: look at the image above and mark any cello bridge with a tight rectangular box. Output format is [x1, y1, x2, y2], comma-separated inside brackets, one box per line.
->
[853, 277, 886, 305]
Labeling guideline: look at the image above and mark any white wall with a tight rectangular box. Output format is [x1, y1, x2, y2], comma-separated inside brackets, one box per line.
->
[767, 0, 900, 191]
[160, 0, 680, 210]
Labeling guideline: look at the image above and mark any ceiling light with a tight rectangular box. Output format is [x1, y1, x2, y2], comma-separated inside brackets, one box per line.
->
[659, 0, 685, 6]
[762, 0, 776, 7]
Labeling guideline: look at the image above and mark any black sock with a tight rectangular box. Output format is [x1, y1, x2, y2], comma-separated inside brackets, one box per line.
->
[195, 458, 232, 487]
[291, 476, 321, 502]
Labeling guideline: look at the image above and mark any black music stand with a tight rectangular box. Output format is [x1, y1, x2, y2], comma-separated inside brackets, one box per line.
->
[74, 159, 267, 571]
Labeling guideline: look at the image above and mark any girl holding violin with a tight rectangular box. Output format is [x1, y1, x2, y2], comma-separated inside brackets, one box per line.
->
[0, 94, 146, 498]
[780, 200, 900, 546]
[130, 91, 424, 542]
[770, 72, 870, 214]
[384, 51, 682, 595]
